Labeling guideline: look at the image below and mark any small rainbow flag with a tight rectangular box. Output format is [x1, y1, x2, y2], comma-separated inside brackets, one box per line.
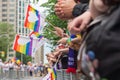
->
[52, 68, 57, 79]
[67, 37, 72, 45]
[48, 68, 57, 80]
[24, 5, 40, 32]
[29, 31, 43, 38]
[13, 35, 33, 56]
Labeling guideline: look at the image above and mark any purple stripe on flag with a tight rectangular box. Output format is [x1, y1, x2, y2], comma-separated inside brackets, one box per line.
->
[47, 77, 50, 80]
[29, 37, 33, 56]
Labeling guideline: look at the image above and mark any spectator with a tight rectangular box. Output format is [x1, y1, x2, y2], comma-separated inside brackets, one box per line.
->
[39, 64, 44, 76]
[20, 63, 25, 77]
[54, 0, 89, 20]
[27, 63, 34, 76]
[0, 59, 3, 67]
[3, 61, 9, 77]
[34, 65, 38, 77]
[71, 0, 120, 79]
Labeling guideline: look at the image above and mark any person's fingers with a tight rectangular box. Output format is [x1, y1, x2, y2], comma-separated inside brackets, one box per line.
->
[47, 53, 55, 58]
[57, 40, 62, 43]
[53, 51, 60, 57]
[50, 58, 57, 62]
[79, 21, 88, 32]
[68, 19, 81, 34]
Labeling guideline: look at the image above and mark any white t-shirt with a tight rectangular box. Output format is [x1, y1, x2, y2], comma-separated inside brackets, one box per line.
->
[9, 62, 14, 68]
[0, 62, 4, 67]
[20, 64, 25, 71]
[3, 63, 9, 71]
[34, 66, 38, 70]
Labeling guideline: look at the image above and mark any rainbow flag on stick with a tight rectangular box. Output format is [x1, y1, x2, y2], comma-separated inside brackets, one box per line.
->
[29, 31, 43, 38]
[13, 35, 33, 56]
[24, 5, 40, 32]
[47, 68, 57, 80]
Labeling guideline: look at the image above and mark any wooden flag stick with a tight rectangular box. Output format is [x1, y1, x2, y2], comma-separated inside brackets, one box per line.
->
[40, 16, 55, 28]
[45, 27, 56, 34]
[45, 19, 55, 28]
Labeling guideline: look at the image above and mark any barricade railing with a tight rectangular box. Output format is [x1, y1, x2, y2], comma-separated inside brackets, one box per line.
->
[0, 68, 30, 80]
[56, 69, 90, 80]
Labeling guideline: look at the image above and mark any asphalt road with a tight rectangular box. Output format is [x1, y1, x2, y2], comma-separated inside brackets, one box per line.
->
[0, 76, 43, 80]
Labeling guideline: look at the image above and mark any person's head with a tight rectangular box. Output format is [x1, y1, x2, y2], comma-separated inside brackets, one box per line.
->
[101, 0, 120, 6]
[89, 0, 120, 18]
[89, 0, 109, 18]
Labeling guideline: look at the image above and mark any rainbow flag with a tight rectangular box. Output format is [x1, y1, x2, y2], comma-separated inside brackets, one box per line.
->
[42, 73, 51, 80]
[24, 5, 40, 32]
[67, 37, 72, 45]
[13, 35, 33, 56]
[29, 31, 43, 38]
[47, 68, 57, 80]
[52, 68, 57, 79]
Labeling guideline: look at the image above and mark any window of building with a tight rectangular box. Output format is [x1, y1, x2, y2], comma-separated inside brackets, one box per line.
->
[9, 14, 14, 17]
[22, 22, 24, 26]
[2, 14, 7, 17]
[23, 9, 24, 13]
[2, 19, 7, 22]
[9, 54, 13, 57]
[9, 48, 13, 51]
[19, 15, 21, 19]
[19, 8, 21, 13]
[22, 16, 24, 20]
[2, 0, 7, 2]
[19, 1, 21, 6]
[2, 4, 7, 7]
[19, 29, 21, 33]
[9, 19, 14, 22]
[10, 0, 14, 1]
[9, 9, 14, 12]
[19, 21, 21, 25]
[2, 9, 7, 12]
[9, 4, 14, 7]
[23, 2, 24, 7]
[22, 28, 24, 33]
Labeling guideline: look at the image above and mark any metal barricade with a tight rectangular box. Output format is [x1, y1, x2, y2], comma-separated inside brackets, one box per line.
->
[56, 69, 90, 80]
[0, 68, 30, 80]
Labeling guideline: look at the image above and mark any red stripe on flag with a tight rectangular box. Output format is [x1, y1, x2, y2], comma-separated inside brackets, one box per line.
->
[13, 35, 19, 50]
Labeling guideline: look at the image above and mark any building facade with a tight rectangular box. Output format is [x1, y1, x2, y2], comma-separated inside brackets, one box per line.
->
[0, 0, 17, 27]
[0, 0, 17, 60]
[33, 45, 44, 64]
[17, 0, 30, 36]
[0, 0, 44, 63]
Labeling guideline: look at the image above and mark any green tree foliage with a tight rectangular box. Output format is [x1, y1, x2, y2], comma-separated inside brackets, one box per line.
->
[0, 22, 15, 61]
[41, 0, 67, 45]
[16, 52, 32, 64]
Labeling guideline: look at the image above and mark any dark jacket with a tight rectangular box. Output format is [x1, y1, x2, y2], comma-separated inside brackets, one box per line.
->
[72, 0, 89, 17]
[72, 3, 88, 17]
[86, 5, 120, 80]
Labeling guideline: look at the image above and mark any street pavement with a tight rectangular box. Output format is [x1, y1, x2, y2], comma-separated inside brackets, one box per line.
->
[23, 76, 43, 80]
[0, 76, 43, 80]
